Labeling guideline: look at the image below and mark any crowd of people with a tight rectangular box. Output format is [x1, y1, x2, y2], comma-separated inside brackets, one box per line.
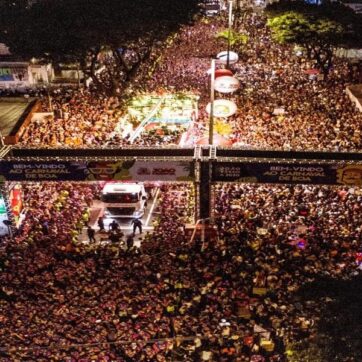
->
[16, 12, 362, 151]
[11, 182, 97, 248]
[224, 15, 362, 151]
[19, 89, 124, 148]
[214, 183, 362, 355]
[0, 181, 361, 360]
[143, 13, 362, 151]
[1, 5, 362, 362]
[0, 182, 197, 360]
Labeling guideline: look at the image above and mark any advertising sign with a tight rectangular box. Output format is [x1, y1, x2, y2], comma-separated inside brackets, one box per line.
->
[206, 99, 237, 117]
[86, 160, 195, 181]
[87, 160, 195, 181]
[0, 162, 88, 181]
[214, 76, 240, 93]
[0, 161, 195, 182]
[9, 184, 23, 222]
[0, 195, 6, 214]
[212, 162, 362, 186]
[215, 69, 233, 78]
[0, 66, 29, 83]
[216, 51, 239, 65]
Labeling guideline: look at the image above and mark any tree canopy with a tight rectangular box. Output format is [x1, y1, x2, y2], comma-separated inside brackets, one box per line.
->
[0, 0, 200, 94]
[216, 29, 248, 50]
[266, 0, 362, 76]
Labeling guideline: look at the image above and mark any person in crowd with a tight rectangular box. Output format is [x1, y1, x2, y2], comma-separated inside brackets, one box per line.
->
[109, 231, 120, 244]
[126, 234, 134, 250]
[131, 218, 143, 235]
[109, 219, 120, 232]
[87, 225, 96, 243]
[97, 216, 105, 232]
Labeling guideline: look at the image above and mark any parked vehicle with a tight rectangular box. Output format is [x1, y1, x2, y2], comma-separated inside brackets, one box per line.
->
[101, 183, 148, 218]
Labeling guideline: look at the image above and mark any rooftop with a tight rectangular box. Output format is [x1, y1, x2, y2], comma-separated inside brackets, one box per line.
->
[0, 98, 33, 137]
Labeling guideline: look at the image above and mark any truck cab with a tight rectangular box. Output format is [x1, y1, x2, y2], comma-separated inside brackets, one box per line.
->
[101, 183, 148, 218]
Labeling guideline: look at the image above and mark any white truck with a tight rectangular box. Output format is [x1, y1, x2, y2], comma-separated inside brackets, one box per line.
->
[101, 183, 148, 218]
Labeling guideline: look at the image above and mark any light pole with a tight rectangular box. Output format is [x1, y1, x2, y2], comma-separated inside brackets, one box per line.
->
[209, 59, 216, 146]
[226, 0, 233, 69]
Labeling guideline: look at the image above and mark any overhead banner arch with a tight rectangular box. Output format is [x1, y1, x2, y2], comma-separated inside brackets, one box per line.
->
[0, 160, 196, 182]
[211, 162, 362, 186]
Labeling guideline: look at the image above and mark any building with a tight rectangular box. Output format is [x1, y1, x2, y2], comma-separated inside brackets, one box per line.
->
[0, 43, 54, 90]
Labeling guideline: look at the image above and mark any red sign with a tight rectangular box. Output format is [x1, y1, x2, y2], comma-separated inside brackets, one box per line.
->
[10, 185, 23, 220]
[215, 69, 233, 78]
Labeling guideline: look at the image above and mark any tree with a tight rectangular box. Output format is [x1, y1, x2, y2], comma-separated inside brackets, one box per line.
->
[216, 29, 248, 53]
[266, 0, 362, 77]
[0, 0, 200, 94]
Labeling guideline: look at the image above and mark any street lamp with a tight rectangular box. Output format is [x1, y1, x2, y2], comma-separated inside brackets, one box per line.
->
[207, 59, 239, 146]
[226, 0, 233, 69]
[209, 59, 216, 146]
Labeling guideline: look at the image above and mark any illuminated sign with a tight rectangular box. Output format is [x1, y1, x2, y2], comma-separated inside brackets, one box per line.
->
[0, 161, 195, 181]
[0, 68, 14, 81]
[214, 76, 239, 93]
[216, 51, 239, 65]
[212, 162, 362, 185]
[215, 69, 233, 78]
[206, 99, 237, 117]
[9, 185, 23, 222]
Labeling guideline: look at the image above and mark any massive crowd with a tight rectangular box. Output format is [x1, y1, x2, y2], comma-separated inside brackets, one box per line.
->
[19, 89, 123, 148]
[0, 182, 197, 360]
[12, 182, 97, 247]
[0, 182, 361, 360]
[16, 12, 362, 151]
[225, 15, 362, 151]
[1, 5, 362, 362]
[145, 13, 362, 151]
